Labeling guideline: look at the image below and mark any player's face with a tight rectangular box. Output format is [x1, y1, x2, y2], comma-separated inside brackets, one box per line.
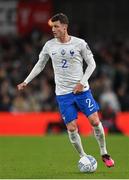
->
[51, 21, 67, 38]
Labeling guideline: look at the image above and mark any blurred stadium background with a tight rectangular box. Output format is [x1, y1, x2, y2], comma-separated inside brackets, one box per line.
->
[0, 0, 129, 178]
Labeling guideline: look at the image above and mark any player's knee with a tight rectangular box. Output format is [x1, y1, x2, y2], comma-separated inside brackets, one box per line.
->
[91, 119, 100, 127]
[66, 120, 78, 132]
[88, 112, 100, 127]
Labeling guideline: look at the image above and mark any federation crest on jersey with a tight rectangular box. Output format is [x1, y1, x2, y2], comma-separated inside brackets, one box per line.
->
[61, 49, 66, 55]
[70, 49, 74, 56]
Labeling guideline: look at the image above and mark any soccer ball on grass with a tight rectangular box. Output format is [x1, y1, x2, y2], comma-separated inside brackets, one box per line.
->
[78, 155, 97, 173]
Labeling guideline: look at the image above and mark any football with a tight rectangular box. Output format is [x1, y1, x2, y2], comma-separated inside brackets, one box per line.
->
[78, 155, 97, 173]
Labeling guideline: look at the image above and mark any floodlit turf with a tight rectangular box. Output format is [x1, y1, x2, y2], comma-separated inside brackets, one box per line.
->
[0, 134, 129, 179]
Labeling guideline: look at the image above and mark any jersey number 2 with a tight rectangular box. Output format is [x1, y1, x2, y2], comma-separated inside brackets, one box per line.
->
[62, 59, 68, 68]
[86, 98, 94, 108]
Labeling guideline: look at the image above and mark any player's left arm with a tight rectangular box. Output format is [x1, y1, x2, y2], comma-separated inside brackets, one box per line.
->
[80, 41, 96, 86]
[73, 41, 96, 94]
[73, 83, 84, 94]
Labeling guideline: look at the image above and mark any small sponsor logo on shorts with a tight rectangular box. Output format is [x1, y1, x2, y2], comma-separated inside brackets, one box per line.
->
[62, 115, 65, 120]
[89, 107, 95, 111]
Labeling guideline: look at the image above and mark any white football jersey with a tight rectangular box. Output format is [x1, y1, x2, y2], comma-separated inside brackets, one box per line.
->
[24, 36, 96, 95]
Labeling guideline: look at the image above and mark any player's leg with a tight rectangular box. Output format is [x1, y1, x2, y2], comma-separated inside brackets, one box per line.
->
[88, 112, 107, 155]
[56, 93, 86, 158]
[75, 90, 114, 167]
[66, 120, 86, 157]
[88, 112, 114, 167]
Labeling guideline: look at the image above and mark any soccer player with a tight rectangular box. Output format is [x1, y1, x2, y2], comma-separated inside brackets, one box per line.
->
[17, 13, 114, 167]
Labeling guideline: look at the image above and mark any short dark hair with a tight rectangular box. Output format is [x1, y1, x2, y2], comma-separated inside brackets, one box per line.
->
[51, 13, 69, 25]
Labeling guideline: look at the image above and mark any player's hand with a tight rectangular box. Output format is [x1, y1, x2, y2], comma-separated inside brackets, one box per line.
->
[17, 82, 27, 91]
[73, 83, 84, 94]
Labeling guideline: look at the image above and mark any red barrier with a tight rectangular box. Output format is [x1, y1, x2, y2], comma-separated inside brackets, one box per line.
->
[0, 112, 129, 136]
[0, 112, 92, 136]
[116, 112, 129, 136]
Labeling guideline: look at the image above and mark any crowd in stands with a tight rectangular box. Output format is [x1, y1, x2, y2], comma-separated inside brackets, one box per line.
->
[0, 30, 129, 113]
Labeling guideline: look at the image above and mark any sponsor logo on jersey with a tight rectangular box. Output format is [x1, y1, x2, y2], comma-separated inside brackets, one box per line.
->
[52, 52, 57, 55]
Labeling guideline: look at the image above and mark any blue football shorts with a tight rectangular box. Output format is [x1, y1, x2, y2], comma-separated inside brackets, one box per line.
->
[56, 89, 100, 124]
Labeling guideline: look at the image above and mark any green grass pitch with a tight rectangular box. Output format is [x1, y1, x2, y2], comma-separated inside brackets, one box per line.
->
[0, 134, 129, 179]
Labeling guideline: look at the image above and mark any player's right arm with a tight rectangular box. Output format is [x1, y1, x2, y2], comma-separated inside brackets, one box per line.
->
[17, 82, 27, 90]
[17, 43, 49, 91]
